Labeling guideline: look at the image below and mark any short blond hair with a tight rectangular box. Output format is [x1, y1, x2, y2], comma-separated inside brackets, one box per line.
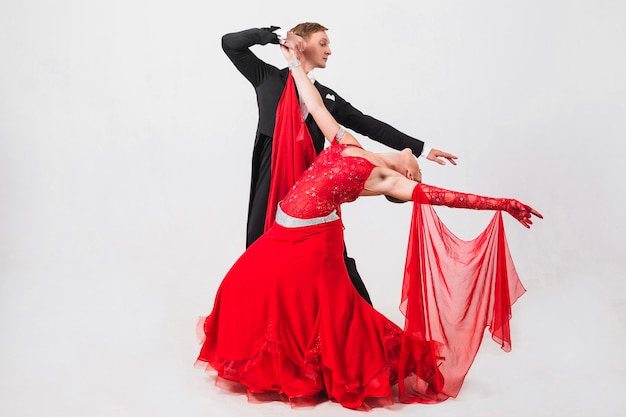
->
[289, 22, 328, 40]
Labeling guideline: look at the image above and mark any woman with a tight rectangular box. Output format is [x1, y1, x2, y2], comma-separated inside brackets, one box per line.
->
[195, 45, 542, 410]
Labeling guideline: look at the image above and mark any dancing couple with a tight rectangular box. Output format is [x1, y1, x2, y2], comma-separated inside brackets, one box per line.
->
[195, 23, 542, 410]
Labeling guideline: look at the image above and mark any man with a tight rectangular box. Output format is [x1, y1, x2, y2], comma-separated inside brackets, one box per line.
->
[222, 23, 458, 305]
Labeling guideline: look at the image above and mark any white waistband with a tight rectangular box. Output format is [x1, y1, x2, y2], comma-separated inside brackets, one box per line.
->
[275, 205, 340, 228]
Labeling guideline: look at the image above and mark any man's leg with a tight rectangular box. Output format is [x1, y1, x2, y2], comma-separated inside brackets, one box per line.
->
[343, 247, 372, 306]
[246, 136, 272, 248]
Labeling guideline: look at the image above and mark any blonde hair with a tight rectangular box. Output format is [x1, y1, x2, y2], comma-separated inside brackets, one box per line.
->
[289, 22, 328, 40]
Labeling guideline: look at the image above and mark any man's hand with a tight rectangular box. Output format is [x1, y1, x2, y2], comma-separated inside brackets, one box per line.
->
[284, 31, 305, 56]
[426, 148, 458, 166]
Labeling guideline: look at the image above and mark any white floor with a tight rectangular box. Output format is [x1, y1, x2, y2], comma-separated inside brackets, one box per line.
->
[2, 256, 625, 417]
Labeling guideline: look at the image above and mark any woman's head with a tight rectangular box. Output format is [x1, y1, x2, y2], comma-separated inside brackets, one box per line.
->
[382, 148, 421, 183]
[378, 149, 421, 203]
[376, 148, 422, 182]
[399, 148, 422, 183]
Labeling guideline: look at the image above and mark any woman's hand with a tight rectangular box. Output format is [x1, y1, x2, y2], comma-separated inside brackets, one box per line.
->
[280, 44, 294, 62]
[280, 43, 302, 64]
[505, 199, 543, 228]
[283, 31, 305, 54]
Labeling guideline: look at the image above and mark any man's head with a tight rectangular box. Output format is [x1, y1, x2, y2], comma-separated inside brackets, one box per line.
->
[290, 22, 332, 70]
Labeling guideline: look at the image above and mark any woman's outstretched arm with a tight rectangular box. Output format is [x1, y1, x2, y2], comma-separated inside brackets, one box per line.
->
[365, 167, 543, 228]
[418, 183, 543, 228]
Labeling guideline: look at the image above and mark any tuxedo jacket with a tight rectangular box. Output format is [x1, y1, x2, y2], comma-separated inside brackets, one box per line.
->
[222, 26, 425, 156]
[222, 27, 426, 247]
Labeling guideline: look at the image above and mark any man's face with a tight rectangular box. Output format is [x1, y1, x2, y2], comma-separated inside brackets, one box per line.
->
[303, 31, 332, 69]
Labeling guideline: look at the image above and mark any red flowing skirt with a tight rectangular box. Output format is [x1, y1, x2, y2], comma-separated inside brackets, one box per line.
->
[196, 219, 403, 410]
[197, 197, 525, 410]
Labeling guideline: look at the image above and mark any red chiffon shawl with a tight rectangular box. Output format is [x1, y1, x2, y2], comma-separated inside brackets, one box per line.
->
[264, 72, 316, 231]
[398, 186, 526, 403]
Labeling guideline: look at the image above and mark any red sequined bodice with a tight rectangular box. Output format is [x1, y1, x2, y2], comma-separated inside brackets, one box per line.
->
[280, 144, 376, 219]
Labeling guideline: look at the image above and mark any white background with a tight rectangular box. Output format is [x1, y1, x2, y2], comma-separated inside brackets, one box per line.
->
[1, 1, 625, 416]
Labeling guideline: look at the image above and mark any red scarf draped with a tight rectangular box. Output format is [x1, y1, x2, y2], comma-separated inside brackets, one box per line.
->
[398, 185, 526, 403]
[264, 72, 316, 231]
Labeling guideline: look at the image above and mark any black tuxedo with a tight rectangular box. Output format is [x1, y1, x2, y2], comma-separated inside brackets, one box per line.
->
[222, 27, 426, 305]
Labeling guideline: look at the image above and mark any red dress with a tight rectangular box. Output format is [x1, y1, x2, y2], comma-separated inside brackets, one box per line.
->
[196, 142, 525, 410]
[197, 144, 401, 409]
[197, 73, 525, 410]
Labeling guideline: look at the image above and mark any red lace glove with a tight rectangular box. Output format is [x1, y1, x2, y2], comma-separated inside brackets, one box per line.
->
[418, 184, 543, 228]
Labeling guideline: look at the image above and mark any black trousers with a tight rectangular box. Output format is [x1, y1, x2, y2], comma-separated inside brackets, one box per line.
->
[245, 135, 373, 306]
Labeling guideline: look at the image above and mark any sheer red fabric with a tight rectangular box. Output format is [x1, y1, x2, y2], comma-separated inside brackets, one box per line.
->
[264, 72, 316, 231]
[397, 185, 526, 403]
